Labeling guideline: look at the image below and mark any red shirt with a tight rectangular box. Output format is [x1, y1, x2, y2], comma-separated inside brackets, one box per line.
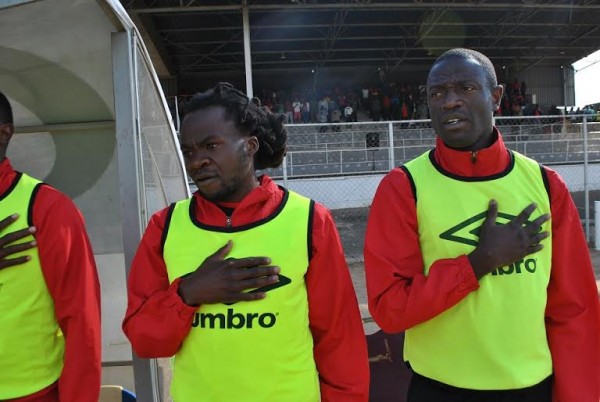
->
[0, 159, 101, 402]
[365, 131, 600, 401]
[123, 176, 370, 402]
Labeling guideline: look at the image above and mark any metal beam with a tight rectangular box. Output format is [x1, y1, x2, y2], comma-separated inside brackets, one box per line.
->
[159, 21, 600, 33]
[242, 0, 253, 97]
[178, 54, 573, 70]
[129, 12, 176, 77]
[129, 2, 600, 13]
[169, 34, 594, 46]
[112, 30, 161, 402]
[171, 46, 585, 58]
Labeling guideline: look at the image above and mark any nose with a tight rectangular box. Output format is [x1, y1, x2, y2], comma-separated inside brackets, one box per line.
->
[187, 150, 210, 170]
[442, 89, 463, 110]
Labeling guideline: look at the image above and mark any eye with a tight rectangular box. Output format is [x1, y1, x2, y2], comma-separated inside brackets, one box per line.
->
[463, 85, 476, 92]
[205, 143, 218, 150]
[429, 90, 443, 99]
[181, 149, 193, 158]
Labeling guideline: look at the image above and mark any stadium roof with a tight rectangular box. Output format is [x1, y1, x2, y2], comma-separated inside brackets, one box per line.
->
[120, 0, 600, 80]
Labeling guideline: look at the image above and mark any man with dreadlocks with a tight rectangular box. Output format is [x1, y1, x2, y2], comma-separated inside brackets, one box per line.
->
[123, 83, 369, 402]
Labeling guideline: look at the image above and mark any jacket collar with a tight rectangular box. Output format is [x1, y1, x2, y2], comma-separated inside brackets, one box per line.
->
[192, 175, 284, 227]
[433, 127, 511, 177]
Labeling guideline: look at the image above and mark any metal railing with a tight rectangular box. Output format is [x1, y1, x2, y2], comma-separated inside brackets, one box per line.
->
[258, 114, 600, 241]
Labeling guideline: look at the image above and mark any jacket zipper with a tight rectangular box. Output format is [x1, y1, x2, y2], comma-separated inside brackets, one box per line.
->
[471, 151, 478, 164]
[226, 216, 232, 228]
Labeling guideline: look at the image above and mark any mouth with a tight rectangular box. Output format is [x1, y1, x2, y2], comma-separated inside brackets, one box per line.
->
[443, 117, 467, 127]
[192, 172, 218, 184]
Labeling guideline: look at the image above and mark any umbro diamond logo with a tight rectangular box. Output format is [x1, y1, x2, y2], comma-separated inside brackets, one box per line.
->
[224, 274, 292, 305]
[439, 211, 532, 247]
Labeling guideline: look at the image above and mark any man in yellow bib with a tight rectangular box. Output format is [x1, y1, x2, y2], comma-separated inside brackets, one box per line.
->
[0, 92, 101, 402]
[365, 49, 600, 401]
[123, 83, 369, 402]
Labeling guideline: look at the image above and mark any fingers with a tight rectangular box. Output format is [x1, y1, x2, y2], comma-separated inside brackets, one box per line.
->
[527, 243, 544, 254]
[0, 214, 19, 231]
[228, 257, 273, 270]
[530, 213, 551, 229]
[206, 242, 271, 269]
[207, 240, 234, 261]
[231, 273, 281, 293]
[233, 265, 280, 279]
[223, 274, 283, 302]
[0, 226, 36, 247]
[0, 256, 32, 271]
[513, 203, 537, 226]
[484, 200, 498, 226]
[530, 231, 550, 244]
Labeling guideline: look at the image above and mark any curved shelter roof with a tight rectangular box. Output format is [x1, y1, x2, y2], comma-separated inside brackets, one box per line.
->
[121, 0, 600, 81]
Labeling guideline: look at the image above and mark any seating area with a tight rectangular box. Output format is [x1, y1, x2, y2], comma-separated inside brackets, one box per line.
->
[260, 119, 600, 180]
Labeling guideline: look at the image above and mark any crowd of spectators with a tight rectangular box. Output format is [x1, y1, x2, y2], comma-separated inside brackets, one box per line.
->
[170, 78, 599, 127]
[254, 81, 429, 125]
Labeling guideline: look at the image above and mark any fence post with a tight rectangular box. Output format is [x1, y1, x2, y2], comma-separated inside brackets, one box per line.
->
[282, 154, 289, 187]
[174, 95, 180, 133]
[388, 121, 394, 170]
[583, 115, 590, 241]
[595, 200, 600, 250]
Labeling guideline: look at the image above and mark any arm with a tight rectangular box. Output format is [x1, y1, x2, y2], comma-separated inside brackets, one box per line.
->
[543, 168, 600, 402]
[307, 203, 369, 402]
[122, 210, 197, 358]
[34, 187, 101, 402]
[364, 169, 480, 333]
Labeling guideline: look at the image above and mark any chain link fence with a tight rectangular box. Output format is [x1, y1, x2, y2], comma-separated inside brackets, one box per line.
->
[257, 114, 600, 259]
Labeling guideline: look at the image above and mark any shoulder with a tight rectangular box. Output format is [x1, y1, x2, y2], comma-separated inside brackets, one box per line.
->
[34, 183, 81, 213]
[540, 164, 570, 199]
[148, 204, 179, 233]
[380, 166, 414, 190]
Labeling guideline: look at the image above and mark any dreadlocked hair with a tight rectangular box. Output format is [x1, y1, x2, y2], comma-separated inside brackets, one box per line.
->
[183, 82, 287, 170]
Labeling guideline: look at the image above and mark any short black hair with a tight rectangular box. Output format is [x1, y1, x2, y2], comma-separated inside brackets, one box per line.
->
[0, 91, 14, 125]
[183, 82, 287, 170]
[430, 48, 498, 90]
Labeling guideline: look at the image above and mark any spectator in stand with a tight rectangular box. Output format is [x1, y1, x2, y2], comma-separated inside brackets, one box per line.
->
[344, 105, 354, 122]
[301, 100, 310, 123]
[292, 98, 302, 123]
[382, 94, 392, 121]
[370, 93, 382, 122]
[284, 99, 293, 124]
[400, 102, 409, 120]
[511, 78, 520, 97]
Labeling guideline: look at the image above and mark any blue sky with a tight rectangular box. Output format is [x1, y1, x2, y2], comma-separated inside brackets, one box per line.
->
[573, 49, 600, 107]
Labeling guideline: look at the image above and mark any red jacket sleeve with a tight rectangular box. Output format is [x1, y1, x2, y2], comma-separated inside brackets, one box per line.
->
[34, 186, 101, 402]
[306, 203, 369, 402]
[543, 167, 600, 402]
[364, 168, 480, 333]
[122, 209, 197, 358]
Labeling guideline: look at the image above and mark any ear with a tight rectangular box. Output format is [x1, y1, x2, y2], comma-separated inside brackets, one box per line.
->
[246, 136, 259, 157]
[0, 123, 14, 149]
[491, 85, 503, 111]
